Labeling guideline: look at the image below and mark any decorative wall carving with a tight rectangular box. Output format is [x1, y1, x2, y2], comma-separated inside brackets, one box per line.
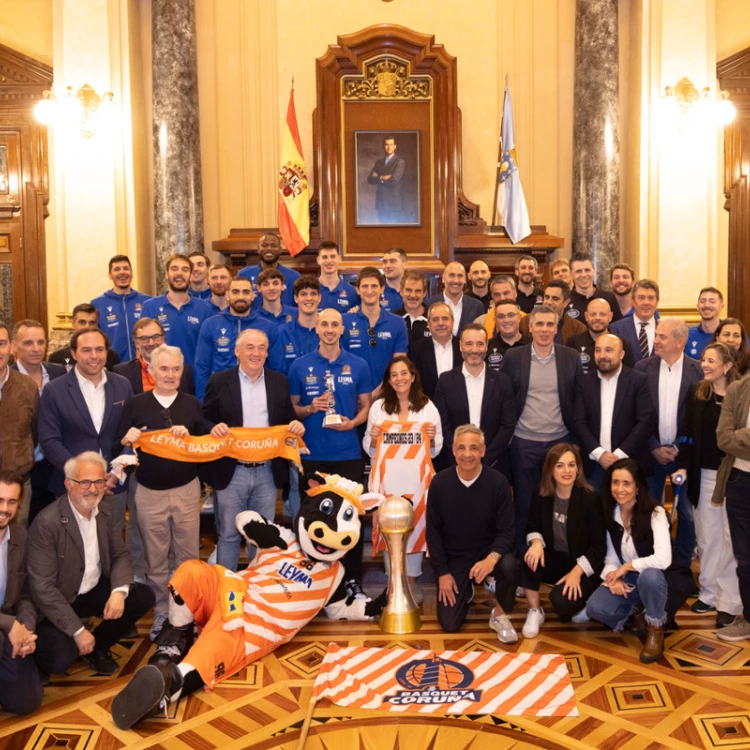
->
[343, 58, 432, 100]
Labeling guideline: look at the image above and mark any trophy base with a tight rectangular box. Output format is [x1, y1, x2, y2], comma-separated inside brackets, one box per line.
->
[379, 607, 422, 634]
[323, 414, 343, 427]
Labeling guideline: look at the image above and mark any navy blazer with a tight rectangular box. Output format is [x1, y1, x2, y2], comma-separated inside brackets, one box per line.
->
[499, 343, 582, 433]
[609, 313, 661, 363]
[572, 366, 655, 476]
[634, 354, 703, 451]
[202, 366, 297, 490]
[432, 366, 516, 478]
[113, 358, 195, 397]
[10, 361, 67, 381]
[407, 335, 461, 399]
[424, 294, 484, 336]
[38, 368, 134, 496]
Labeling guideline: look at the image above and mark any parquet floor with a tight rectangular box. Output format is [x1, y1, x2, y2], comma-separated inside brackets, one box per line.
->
[3, 582, 750, 750]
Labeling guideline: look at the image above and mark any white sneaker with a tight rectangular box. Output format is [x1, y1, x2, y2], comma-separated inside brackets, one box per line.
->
[489, 612, 518, 644]
[522, 608, 545, 638]
[571, 608, 590, 623]
[207, 548, 217, 566]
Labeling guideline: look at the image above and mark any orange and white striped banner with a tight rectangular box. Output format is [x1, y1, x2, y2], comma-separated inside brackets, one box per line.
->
[311, 645, 578, 716]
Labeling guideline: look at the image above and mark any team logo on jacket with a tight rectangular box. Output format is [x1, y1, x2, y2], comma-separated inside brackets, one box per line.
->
[342, 365, 352, 375]
[566, 307, 580, 319]
[579, 347, 590, 365]
[487, 348, 503, 366]
[188, 316, 200, 325]
[305, 367, 318, 385]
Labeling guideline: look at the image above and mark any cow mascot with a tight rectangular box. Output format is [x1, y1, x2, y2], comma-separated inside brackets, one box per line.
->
[111, 473, 385, 729]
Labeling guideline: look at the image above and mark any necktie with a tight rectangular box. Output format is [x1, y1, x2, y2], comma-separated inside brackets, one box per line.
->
[638, 322, 649, 359]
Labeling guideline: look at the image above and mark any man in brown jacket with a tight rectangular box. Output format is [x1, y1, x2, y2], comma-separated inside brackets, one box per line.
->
[0, 321, 39, 527]
[519, 280, 586, 348]
[28, 452, 154, 676]
[0, 470, 42, 714]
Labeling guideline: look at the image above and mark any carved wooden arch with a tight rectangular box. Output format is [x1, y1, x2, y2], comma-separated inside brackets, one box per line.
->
[718, 47, 750, 322]
[311, 24, 480, 265]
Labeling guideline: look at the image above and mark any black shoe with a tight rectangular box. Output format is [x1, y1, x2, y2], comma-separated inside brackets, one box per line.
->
[149, 623, 195, 666]
[665, 617, 680, 631]
[83, 649, 119, 676]
[111, 662, 183, 730]
[122, 624, 140, 639]
[691, 599, 716, 614]
[716, 611, 738, 628]
[345, 579, 366, 601]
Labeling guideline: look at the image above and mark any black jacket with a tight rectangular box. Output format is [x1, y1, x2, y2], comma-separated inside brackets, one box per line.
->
[525, 485, 606, 578]
[202, 366, 296, 490]
[113, 358, 195, 396]
[407, 335, 461, 399]
[572, 366, 655, 476]
[432, 366, 516, 478]
[499, 343, 582, 434]
[565, 330, 636, 375]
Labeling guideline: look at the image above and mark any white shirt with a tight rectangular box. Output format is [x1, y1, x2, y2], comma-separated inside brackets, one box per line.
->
[363, 398, 443, 457]
[444, 293, 464, 336]
[601, 505, 672, 578]
[432, 338, 454, 377]
[239, 367, 269, 428]
[153, 392, 178, 409]
[457, 467, 482, 488]
[658, 355, 684, 445]
[75, 366, 108, 433]
[590, 368, 628, 462]
[633, 316, 656, 354]
[462, 364, 486, 428]
[16, 361, 50, 393]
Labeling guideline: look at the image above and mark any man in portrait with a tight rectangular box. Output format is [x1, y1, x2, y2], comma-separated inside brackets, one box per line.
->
[367, 135, 405, 223]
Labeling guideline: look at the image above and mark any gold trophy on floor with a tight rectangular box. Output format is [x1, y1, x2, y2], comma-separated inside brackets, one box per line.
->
[322, 370, 342, 427]
[378, 495, 422, 633]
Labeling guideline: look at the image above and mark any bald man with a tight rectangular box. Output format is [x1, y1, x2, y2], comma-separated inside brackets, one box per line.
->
[566, 298, 636, 375]
[467, 261, 492, 313]
[572, 333, 655, 489]
[425, 262, 484, 336]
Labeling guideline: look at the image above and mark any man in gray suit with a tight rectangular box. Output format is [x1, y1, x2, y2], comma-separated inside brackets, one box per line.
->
[28, 452, 153, 677]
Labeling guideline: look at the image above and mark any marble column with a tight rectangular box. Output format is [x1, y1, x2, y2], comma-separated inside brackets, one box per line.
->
[152, 0, 204, 292]
[572, 0, 619, 288]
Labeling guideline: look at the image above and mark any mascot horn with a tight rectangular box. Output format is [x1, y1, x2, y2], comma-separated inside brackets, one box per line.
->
[111, 472, 386, 730]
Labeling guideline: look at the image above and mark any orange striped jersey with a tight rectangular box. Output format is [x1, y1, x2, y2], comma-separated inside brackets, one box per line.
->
[239, 525, 344, 662]
[369, 421, 435, 555]
[312, 645, 578, 716]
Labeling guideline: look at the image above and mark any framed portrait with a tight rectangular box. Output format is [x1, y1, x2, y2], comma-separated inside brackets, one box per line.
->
[354, 130, 421, 227]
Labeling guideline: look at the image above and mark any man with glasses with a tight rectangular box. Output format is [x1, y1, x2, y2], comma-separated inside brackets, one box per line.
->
[341, 267, 408, 389]
[486, 300, 529, 372]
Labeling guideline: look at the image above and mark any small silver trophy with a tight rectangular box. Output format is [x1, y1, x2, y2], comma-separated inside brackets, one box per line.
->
[322, 370, 342, 427]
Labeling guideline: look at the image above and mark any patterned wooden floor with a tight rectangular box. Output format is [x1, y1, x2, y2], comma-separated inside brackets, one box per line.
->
[3, 583, 750, 750]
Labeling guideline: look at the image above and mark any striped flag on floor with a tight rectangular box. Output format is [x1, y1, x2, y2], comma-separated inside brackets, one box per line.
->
[311, 645, 578, 716]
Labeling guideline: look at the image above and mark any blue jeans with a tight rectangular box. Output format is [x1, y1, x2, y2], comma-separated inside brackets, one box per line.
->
[216, 463, 277, 571]
[648, 459, 695, 566]
[586, 569, 668, 631]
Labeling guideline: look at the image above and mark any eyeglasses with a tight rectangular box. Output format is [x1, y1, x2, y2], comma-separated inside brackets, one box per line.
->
[368, 328, 377, 348]
[69, 479, 107, 490]
[136, 334, 164, 344]
[160, 408, 173, 428]
[495, 313, 519, 321]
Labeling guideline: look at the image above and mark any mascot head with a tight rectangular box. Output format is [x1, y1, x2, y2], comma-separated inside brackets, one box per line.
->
[296, 472, 383, 563]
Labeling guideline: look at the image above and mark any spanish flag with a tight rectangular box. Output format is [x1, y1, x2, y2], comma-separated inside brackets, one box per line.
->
[278, 86, 309, 256]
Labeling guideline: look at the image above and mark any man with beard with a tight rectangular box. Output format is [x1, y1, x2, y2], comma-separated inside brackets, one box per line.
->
[141, 255, 212, 366]
[610, 263, 636, 318]
[566, 298, 636, 375]
[194, 277, 283, 400]
[394, 270, 429, 341]
[466, 260, 492, 313]
[514, 255, 544, 314]
[238, 233, 300, 309]
[408, 302, 460, 398]
[567, 255, 622, 323]
[187, 253, 212, 300]
[91, 255, 151, 362]
[486, 300, 529, 372]
[685, 287, 726, 359]
[572, 333, 654, 489]
[207, 263, 232, 314]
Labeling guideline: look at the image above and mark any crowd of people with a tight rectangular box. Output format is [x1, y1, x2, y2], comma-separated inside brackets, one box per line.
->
[1, 235, 749, 716]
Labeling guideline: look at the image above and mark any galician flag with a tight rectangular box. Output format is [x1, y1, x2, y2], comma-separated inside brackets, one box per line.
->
[494, 79, 531, 244]
[277, 86, 309, 256]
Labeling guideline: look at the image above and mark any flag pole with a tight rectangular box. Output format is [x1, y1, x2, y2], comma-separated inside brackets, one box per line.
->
[296, 695, 318, 750]
[491, 79, 507, 227]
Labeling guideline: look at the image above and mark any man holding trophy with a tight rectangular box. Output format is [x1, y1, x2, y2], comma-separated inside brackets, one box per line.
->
[289, 308, 373, 597]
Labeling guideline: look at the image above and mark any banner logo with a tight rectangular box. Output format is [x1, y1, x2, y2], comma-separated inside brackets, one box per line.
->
[386, 656, 481, 706]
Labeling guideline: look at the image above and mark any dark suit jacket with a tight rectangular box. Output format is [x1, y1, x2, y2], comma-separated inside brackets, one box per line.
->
[367, 155, 405, 216]
[499, 344, 582, 433]
[424, 294, 485, 337]
[10, 361, 67, 381]
[202, 366, 297, 490]
[27, 494, 134, 637]
[48, 346, 121, 372]
[0, 525, 36, 645]
[432, 366, 516, 478]
[113, 358, 195, 396]
[634, 354, 704, 451]
[525, 485, 606, 578]
[38, 369, 134, 496]
[609, 313, 661, 363]
[408, 335, 461, 399]
[572, 366, 655, 475]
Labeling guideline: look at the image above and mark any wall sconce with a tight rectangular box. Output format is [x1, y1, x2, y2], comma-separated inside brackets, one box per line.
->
[34, 84, 114, 139]
[663, 77, 735, 130]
